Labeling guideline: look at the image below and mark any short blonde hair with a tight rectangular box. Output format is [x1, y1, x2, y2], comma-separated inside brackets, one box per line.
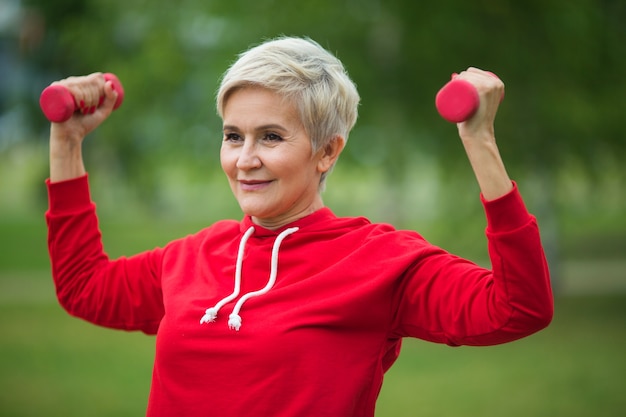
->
[216, 36, 360, 186]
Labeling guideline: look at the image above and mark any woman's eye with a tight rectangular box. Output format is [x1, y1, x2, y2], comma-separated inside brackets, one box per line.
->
[264, 133, 283, 141]
[224, 133, 242, 142]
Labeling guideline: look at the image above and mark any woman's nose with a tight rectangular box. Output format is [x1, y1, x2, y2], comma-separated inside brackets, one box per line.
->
[236, 140, 262, 170]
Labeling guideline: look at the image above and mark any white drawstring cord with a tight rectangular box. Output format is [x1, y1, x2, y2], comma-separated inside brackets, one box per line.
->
[228, 227, 299, 331]
[200, 226, 255, 324]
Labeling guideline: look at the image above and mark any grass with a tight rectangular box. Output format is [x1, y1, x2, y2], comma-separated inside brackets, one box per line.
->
[0, 271, 624, 417]
[0, 301, 153, 416]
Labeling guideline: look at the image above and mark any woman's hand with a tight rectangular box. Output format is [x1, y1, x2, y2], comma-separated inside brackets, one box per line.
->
[49, 72, 119, 144]
[454, 68, 505, 143]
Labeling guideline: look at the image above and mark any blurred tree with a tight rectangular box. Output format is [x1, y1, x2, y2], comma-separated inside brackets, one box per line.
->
[12, 0, 626, 217]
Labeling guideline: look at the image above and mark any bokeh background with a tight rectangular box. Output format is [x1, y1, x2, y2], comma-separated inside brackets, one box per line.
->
[1, 0, 624, 415]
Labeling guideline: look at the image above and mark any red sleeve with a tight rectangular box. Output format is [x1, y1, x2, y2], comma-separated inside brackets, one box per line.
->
[46, 175, 164, 334]
[392, 182, 553, 346]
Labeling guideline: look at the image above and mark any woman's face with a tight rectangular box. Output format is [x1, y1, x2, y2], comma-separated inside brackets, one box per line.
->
[220, 87, 331, 229]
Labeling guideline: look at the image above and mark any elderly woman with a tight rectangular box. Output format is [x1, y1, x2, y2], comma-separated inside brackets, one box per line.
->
[46, 37, 553, 416]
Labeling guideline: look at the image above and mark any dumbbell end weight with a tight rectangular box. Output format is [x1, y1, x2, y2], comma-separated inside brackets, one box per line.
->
[435, 79, 479, 123]
[39, 85, 76, 123]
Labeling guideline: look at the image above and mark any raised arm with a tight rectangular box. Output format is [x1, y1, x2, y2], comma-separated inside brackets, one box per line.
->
[48, 72, 118, 182]
[453, 68, 513, 201]
[45, 73, 165, 334]
[395, 69, 553, 344]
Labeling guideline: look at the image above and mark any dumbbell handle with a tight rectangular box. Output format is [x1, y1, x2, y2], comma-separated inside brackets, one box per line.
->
[435, 72, 502, 123]
[39, 73, 125, 123]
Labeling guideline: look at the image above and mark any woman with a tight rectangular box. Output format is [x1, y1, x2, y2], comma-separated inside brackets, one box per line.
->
[46, 37, 553, 416]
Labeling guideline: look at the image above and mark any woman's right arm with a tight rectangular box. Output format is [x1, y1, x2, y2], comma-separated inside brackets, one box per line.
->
[49, 72, 117, 182]
[46, 74, 165, 334]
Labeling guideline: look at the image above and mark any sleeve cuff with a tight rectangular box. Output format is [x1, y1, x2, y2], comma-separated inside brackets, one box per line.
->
[480, 181, 532, 232]
[46, 174, 93, 213]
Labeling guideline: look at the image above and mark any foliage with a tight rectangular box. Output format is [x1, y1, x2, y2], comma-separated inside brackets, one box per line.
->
[11, 0, 625, 182]
[2, 0, 625, 235]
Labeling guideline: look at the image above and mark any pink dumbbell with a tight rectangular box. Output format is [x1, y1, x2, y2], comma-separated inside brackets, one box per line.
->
[39, 73, 125, 123]
[435, 72, 502, 123]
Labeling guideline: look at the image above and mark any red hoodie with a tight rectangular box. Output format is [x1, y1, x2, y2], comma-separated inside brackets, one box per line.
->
[46, 175, 553, 416]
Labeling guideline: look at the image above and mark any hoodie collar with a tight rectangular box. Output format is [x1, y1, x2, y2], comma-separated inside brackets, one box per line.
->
[239, 207, 336, 237]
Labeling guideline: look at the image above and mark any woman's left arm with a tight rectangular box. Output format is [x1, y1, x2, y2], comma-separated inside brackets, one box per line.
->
[391, 70, 553, 345]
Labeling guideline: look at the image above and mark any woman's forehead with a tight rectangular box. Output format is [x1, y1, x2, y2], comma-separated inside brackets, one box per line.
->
[222, 87, 302, 129]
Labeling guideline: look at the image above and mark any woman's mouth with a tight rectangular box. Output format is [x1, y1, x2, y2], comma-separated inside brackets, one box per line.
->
[239, 180, 272, 191]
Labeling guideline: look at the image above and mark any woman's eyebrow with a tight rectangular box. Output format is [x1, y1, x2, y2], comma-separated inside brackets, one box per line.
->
[222, 123, 288, 132]
[222, 124, 238, 132]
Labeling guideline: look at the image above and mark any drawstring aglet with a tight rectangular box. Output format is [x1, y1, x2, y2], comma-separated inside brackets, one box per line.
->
[200, 307, 218, 324]
[228, 313, 242, 331]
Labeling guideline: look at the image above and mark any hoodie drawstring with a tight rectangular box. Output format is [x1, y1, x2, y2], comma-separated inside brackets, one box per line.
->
[200, 226, 299, 331]
[200, 226, 255, 324]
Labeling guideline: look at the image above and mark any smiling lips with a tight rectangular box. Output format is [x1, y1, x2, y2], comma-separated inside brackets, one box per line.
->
[239, 179, 273, 191]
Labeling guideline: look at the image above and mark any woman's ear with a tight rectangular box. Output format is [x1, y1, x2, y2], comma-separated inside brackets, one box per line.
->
[317, 135, 345, 174]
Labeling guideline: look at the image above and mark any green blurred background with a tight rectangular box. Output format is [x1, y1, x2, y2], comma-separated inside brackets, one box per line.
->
[1, 0, 624, 415]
